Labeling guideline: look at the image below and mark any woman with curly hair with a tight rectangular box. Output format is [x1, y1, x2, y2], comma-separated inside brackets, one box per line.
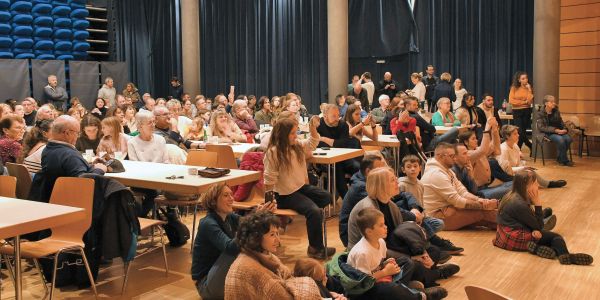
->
[224, 211, 321, 300]
[191, 183, 275, 299]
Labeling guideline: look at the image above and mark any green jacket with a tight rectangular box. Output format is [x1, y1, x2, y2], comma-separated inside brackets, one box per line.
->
[326, 252, 375, 296]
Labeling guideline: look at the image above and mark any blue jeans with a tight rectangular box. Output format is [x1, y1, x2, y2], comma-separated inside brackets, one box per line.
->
[422, 217, 444, 238]
[196, 252, 237, 299]
[477, 181, 513, 200]
[547, 133, 572, 164]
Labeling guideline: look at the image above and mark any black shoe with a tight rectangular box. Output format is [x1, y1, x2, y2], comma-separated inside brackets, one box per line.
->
[528, 241, 556, 259]
[436, 263, 460, 279]
[548, 180, 567, 188]
[430, 235, 464, 255]
[307, 246, 336, 260]
[437, 251, 452, 264]
[559, 161, 575, 167]
[424, 286, 448, 300]
[543, 207, 553, 219]
[407, 280, 425, 291]
[543, 214, 557, 231]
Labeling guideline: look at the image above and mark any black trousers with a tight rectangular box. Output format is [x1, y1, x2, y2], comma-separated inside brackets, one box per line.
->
[356, 257, 423, 300]
[513, 108, 533, 150]
[334, 158, 360, 199]
[537, 230, 568, 256]
[276, 185, 331, 249]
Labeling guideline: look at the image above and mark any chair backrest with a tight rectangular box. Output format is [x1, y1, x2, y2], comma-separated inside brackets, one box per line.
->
[562, 115, 581, 128]
[205, 144, 238, 169]
[186, 150, 218, 167]
[6, 163, 32, 199]
[48, 177, 95, 243]
[0, 175, 17, 197]
[465, 285, 511, 300]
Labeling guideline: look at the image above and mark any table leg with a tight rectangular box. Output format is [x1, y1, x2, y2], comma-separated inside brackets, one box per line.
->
[14, 235, 21, 300]
[332, 163, 337, 215]
[322, 209, 327, 255]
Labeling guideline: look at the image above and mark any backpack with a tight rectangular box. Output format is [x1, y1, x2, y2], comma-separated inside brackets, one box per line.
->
[157, 207, 190, 247]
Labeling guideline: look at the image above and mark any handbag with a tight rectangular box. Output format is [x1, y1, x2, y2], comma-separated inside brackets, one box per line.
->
[197, 167, 231, 178]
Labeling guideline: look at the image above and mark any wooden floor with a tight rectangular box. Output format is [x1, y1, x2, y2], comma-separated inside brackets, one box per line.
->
[2, 155, 600, 299]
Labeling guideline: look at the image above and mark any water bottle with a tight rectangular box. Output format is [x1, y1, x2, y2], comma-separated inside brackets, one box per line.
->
[203, 124, 208, 142]
[502, 99, 507, 110]
[424, 101, 429, 113]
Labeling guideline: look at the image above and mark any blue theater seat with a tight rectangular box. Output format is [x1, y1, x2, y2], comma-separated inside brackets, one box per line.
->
[10, 1, 33, 12]
[12, 36, 33, 48]
[36, 53, 55, 59]
[11, 24, 32, 35]
[54, 40, 72, 50]
[13, 47, 33, 54]
[70, 8, 88, 18]
[0, 50, 13, 58]
[32, 3, 52, 15]
[52, 0, 69, 5]
[10, 14, 33, 25]
[0, 11, 10, 22]
[72, 19, 89, 30]
[33, 16, 53, 26]
[53, 17, 71, 28]
[0, 36, 12, 47]
[34, 39, 53, 50]
[73, 30, 88, 40]
[56, 54, 73, 60]
[34, 27, 53, 37]
[51, 5, 71, 16]
[73, 50, 86, 59]
[0, 23, 10, 34]
[72, 41, 88, 51]
[0, 0, 10, 9]
[15, 52, 36, 59]
[53, 28, 71, 39]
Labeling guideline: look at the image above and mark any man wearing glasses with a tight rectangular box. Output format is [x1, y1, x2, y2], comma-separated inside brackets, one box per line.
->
[153, 106, 203, 150]
[421, 142, 498, 230]
[29, 115, 107, 203]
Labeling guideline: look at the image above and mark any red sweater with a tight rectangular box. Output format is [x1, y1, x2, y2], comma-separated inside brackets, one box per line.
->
[231, 152, 264, 201]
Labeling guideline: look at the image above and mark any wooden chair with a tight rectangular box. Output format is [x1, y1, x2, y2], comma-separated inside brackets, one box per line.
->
[155, 150, 219, 250]
[465, 285, 511, 300]
[0, 175, 16, 197]
[122, 217, 168, 294]
[5, 163, 32, 199]
[0, 177, 98, 299]
[205, 144, 238, 169]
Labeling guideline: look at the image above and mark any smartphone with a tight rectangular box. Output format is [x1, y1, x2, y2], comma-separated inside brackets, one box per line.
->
[265, 191, 274, 203]
[321, 146, 330, 150]
[230, 85, 235, 93]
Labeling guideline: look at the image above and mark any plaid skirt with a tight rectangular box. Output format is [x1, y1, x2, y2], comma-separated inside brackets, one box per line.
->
[492, 225, 533, 251]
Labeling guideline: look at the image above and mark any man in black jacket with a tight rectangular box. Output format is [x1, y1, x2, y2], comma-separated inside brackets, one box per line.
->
[422, 65, 439, 113]
[169, 76, 183, 100]
[477, 93, 502, 129]
[376, 72, 398, 104]
[405, 96, 459, 152]
[29, 115, 107, 203]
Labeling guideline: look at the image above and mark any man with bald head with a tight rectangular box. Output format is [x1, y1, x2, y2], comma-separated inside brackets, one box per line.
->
[29, 115, 107, 203]
[376, 72, 398, 107]
[42, 74, 68, 110]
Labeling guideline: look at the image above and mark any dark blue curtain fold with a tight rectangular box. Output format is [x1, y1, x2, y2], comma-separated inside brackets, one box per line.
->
[107, 0, 181, 98]
[349, 0, 534, 107]
[200, 0, 328, 114]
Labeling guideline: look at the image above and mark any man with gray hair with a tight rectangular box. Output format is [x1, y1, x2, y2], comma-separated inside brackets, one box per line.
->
[98, 77, 116, 107]
[29, 115, 107, 203]
[42, 74, 68, 110]
[231, 99, 258, 139]
[153, 105, 203, 150]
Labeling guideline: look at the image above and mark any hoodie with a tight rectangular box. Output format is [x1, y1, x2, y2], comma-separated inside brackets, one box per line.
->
[421, 158, 481, 212]
[398, 176, 424, 206]
[98, 84, 116, 107]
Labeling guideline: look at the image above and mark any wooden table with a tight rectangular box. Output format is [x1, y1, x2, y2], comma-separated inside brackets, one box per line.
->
[435, 125, 469, 134]
[105, 160, 261, 194]
[0, 197, 85, 300]
[499, 114, 513, 124]
[362, 135, 401, 171]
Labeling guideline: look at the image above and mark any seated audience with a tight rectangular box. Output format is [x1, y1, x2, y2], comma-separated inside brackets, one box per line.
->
[422, 143, 498, 230]
[247, 95, 257, 116]
[335, 94, 348, 118]
[453, 78, 467, 112]
[106, 106, 130, 134]
[186, 116, 210, 141]
[231, 99, 259, 141]
[371, 94, 389, 123]
[156, 98, 167, 107]
[22, 97, 37, 126]
[497, 125, 566, 188]
[140, 96, 156, 112]
[399, 155, 463, 254]
[476, 93, 501, 129]
[13, 104, 24, 119]
[431, 97, 461, 127]
[535, 95, 573, 166]
[454, 93, 482, 131]
[127, 110, 170, 216]
[230, 147, 265, 202]
[264, 116, 335, 259]
[293, 258, 347, 300]
[153, 106, 203, 150]
[225, 211, 321, 300]
[0, 115, 26, 163]
[0, 103, 12, 118]
[351, 81, 370, 112]
[20, 119, 52, 173]
[29, 115, 107, 203]
[194, 95, 207, 115]
[349, 208, 448, 300]
[317, 104, 359, 198]
[254, 96, 274, 124]
[97, 116, 128, 158]
[281, 96, 303, 123]
[124, 105, 138, 134]
[166, 99, 193, 137]
[494, 170, 592, 265]
[197, 108, 211, 124]
[410, 73, 426, 105]
[90, 98, 108, 120]
[182, 98, 194, 119]
[76, 115, 103, 154]
[381, 95, 402, 135]
[271, 96, 281, 113]
[34, 104, 55, 123]
[210, 110, 247, 143]
[192, 183, 275, 299]
[123, 82, 141, 107]
[345, 104, 378, 147]
[405, 96, 458, 151]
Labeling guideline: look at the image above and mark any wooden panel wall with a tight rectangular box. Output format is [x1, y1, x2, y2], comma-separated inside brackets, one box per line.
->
[560, 0, 600, 154]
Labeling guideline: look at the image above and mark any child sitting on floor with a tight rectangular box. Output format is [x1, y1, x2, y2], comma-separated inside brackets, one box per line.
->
[293, 258, 347, 300]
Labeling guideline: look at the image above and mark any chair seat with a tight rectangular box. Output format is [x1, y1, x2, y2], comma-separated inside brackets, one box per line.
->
[584, 130, 600, 137]
[274, 209, 299, 216]
[0, 238, 84, 258]
[155, 197, 200, 207]
[138, 218, 166, 231]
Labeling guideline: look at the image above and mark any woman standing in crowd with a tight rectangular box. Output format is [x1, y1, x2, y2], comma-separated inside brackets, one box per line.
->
[254, 96, 274, 124]
[453, 78, 467, 112]
[97, 116, 128, 158]
[76, 115, 103, 154]
[410, 73, 426, 105]
[0, 115, 26, 164]
[264, 116, 335, 259]
[494, 170, 592, 265]
[192, 183, 275, 299]
[509, 71, 534, 151]
[19, 119, 52, 173]
[224, 211, 322, 300]
[432, 72, 456, 113]
[90, 98, 107, 120]
[209, 111, 247, 143]
[535, 95, 573, 166]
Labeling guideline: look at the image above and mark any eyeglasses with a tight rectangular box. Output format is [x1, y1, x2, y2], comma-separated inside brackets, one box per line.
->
[443, 153, 456, 158]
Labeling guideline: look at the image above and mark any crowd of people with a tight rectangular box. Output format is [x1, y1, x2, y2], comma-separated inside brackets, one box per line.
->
[0, 67, 592, 300]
